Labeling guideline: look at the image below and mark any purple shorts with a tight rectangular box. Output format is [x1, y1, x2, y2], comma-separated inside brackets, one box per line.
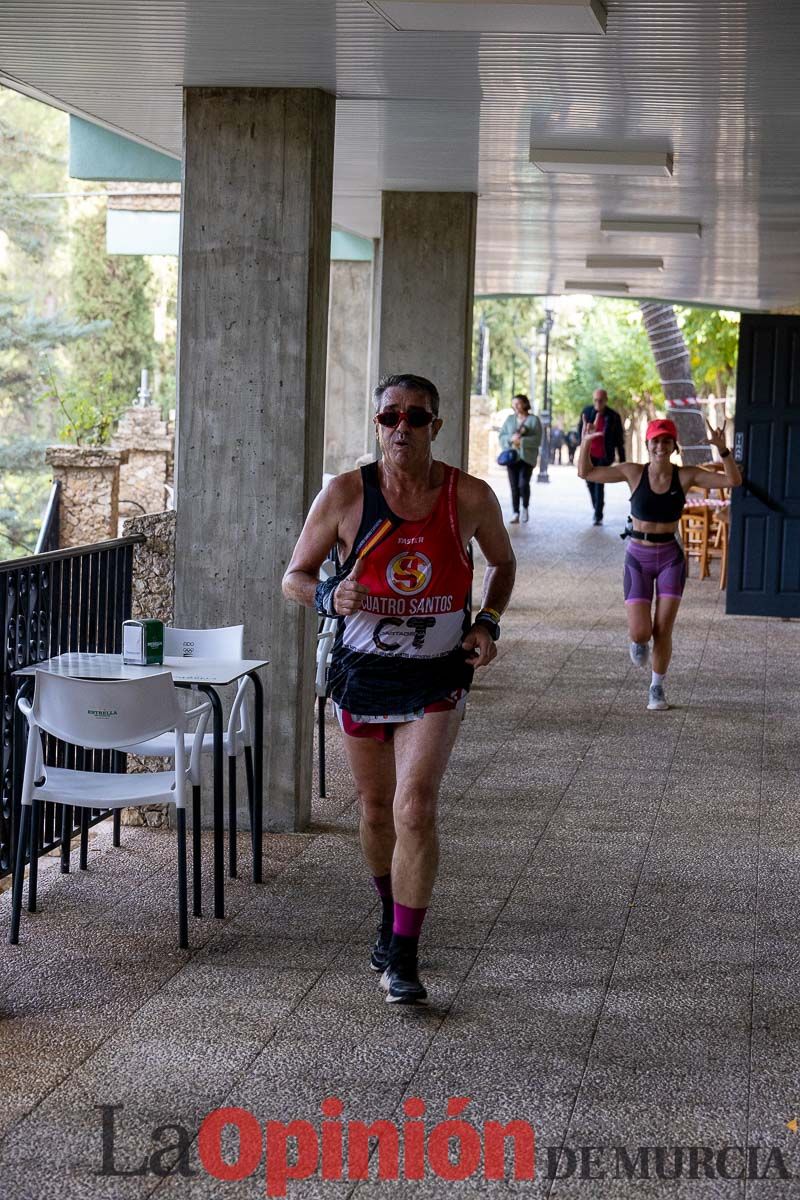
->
[623, 538, 686, 605]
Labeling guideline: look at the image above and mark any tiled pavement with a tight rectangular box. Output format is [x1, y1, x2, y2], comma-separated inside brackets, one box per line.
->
[1, 465, 799, 1198]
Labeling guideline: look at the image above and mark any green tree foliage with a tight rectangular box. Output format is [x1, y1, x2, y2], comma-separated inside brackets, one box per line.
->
[0, 85, 176, 560]
[0, 87, 103, 560]
[473, 294, 741, 437]
[0, 452, 45, 555]
[0, 300, 103, 401]
[0, 90, 98, 409]
[555, 300, 663, 422]
[0, 92, 64, 260]
[150, 255, 178, 413]
[473, 297, 546, 406]
[39, 362, 126, 445]
[69, 205, 156, 406]
[677, 307, 739, 396]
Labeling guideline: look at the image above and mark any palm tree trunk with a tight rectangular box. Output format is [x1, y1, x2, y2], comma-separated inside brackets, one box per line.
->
[639, 301, 710, 464]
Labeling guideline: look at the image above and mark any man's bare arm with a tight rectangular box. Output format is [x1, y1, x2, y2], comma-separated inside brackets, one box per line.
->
[281, 476, 350, 608]
[467, 479, 516, 615]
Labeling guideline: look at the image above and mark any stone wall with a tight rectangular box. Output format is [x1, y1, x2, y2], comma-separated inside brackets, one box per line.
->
[468, 393, 498, 479]
[45, 446, 128, 548]
[113, 406, 172, 523]
[119, 509, 176, 827]
[123, 509, 176, 622]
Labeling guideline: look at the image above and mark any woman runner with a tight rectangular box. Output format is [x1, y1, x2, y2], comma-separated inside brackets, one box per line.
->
[578, 415, 742, 710]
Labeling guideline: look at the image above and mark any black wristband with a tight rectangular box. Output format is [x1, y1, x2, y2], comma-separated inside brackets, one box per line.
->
[474, 613, 500, 641]
[719, 447, 731, 459]
[314, 578, 339, 617]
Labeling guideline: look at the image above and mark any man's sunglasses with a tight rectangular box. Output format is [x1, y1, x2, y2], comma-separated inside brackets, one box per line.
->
[375, 407, 435, 429]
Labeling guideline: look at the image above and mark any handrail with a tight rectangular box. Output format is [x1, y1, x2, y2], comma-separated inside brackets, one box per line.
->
[0, 535, 142, 879]
[0, 533, 145, 572]
[34, 481, 60, 555]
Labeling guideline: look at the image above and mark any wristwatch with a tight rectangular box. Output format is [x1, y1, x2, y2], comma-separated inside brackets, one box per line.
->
[474, 610, 501, 641]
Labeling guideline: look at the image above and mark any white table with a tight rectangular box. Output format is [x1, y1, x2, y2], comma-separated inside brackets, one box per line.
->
[14, 652, 269, 920]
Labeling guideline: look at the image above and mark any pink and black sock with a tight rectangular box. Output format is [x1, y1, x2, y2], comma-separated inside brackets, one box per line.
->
[390, 901, 428, 960]
[372, 873, 393, 933]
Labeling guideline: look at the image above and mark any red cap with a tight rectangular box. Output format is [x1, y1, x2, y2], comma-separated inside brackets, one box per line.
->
[646, 418, 678, 442]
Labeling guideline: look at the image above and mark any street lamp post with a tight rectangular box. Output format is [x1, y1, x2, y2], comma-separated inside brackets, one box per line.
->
[537, 308, 554, 483]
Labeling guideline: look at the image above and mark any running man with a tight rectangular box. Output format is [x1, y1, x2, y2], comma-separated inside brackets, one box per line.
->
[283, 374, 515, 1004]
[578, 414, 742, 710]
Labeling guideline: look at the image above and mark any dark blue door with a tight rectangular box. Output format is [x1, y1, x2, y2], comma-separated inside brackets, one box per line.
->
[727, 314, 800, 617]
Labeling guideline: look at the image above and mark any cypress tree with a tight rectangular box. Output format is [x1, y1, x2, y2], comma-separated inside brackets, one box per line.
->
[68, 205, 155, 405]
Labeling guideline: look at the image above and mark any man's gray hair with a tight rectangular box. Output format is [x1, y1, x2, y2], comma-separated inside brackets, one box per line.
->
[372, 374, 440, 417]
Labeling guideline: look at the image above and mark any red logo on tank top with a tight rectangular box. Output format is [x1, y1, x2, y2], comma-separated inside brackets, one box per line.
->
[386, 551, 433, 596]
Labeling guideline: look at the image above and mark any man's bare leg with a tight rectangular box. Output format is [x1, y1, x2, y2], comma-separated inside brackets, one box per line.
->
[341, 732, 397, 972]
[341, 733, 397, 876]
[391, 708, 463, 907]
[380, 708, 463, 1004]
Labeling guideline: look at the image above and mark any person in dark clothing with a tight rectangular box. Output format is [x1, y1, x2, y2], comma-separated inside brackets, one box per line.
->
[576, 388, 626, 525]
[565, 428, 580, 464]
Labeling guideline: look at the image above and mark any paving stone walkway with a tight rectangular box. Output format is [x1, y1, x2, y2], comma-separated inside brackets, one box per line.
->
[1, 464, 799, 1199]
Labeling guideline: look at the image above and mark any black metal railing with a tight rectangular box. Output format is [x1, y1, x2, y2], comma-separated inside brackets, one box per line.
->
[34, 482, 60, 555]
[0, 535, 144, 880]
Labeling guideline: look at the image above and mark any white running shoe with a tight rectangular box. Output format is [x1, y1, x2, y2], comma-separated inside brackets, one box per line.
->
[629, 641, 650, 669]
[647, 683, 669, 711]
[521, 507, 529, 524]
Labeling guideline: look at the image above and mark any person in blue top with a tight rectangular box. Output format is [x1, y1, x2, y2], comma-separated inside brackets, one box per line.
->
[498, 394, 543, 525]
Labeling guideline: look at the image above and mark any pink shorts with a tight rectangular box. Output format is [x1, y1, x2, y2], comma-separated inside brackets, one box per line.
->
[335, 689, 468, 743]
[623, 538, 686, 605]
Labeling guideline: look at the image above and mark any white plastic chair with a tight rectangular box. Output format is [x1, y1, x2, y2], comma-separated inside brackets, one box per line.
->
[315, 560, 339, 799]
[316, 614, 338, 799]
[10, 672, 210, 950]
[112, 625, 255, 905]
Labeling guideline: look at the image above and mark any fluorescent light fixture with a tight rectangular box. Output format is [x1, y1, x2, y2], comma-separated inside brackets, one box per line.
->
[564, 280, 629, 293]
[586, 254, 664, 271]
[601, 218, 701, 237]
[530, 149, 673, 176]
[366, 0, 607, 34]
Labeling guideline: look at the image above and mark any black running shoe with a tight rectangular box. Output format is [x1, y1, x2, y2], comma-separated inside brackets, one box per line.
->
[380, 945, 428, 1005]
[370, 922, 393, 973]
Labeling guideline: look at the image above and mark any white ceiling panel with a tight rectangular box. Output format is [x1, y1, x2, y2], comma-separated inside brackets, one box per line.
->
[2, 0, 800, 309]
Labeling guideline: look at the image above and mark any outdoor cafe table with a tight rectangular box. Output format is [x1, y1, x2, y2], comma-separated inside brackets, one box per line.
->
[13, 652, 269, 921]
[683, 494, 731, 510]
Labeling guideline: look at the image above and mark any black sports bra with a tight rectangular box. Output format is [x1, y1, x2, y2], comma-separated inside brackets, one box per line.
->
[630, 464, 685, 523]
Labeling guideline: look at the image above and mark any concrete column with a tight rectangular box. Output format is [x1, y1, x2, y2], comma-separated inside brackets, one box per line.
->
[175, 87, 335, 831]
[324, 258, 373, 475]
[45, 446, 128, 548]
[372, 192, 477, 469]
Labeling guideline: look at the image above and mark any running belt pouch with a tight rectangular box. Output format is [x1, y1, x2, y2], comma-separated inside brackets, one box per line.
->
[497, 448, 518, 466]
